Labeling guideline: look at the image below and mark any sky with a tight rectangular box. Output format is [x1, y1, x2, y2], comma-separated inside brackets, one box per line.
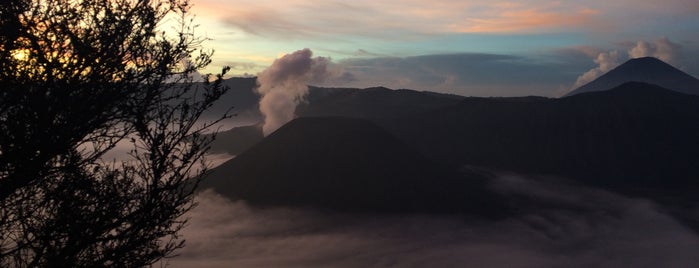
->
[187, 0, 699, 97]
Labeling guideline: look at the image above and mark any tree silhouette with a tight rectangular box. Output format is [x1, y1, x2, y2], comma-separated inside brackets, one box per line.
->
[0, 0, 230, 266]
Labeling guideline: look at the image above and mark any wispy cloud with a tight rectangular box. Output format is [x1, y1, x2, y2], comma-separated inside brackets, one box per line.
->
[445, 3, 601, 33]
[193, 0, 698, 40]
[195, 1, 603, 39]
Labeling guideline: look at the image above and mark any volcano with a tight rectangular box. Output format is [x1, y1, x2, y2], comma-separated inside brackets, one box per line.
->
[202, 117, 506, 215]
[565, 57, 699, 97]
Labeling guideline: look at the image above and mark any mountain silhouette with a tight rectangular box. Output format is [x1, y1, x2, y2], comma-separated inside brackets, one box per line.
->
[565, 57, 699, 97]
[298, 86, 464, 123]
[203, 80, 464, 127]
[202, 117, 507, 215]
[209, 85, 465, 156]
[208, 124, 264, 155]
[201, 77, 262, 124]
[389, 82, 699, 194]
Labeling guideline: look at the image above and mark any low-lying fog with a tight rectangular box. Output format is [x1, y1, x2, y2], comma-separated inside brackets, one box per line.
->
[168, 174, 699, 268]
[96, 138, 235, 170]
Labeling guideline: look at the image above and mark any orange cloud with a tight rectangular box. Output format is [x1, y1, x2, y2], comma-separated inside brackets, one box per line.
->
[446, 6, 601, 33]
[192, 0, 607, 37]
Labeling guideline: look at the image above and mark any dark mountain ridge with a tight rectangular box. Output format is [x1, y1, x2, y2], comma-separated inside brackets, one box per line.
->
[203, 77, 260, 122]
[298, 86, 465, 122]
[389, 82, 699, 193]
[208, 124, 263, 155]
[210, 84, 466, 155]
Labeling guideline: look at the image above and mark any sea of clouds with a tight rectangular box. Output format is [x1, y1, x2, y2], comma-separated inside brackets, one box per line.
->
[167, 173, 699, 268]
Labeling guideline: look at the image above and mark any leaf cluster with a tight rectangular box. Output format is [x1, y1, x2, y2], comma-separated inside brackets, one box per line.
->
[0, 0, 231, 266]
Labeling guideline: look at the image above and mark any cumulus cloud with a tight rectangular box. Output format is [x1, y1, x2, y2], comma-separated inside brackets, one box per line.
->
[169, 175, 699, 268]
[571, 50, 620, 89]
[256, 49, 348, 135]
[628, 37, 681, 64]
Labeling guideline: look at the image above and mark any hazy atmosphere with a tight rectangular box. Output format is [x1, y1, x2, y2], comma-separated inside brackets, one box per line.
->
[172, 1, 699, 267]
[3, 0, 699, 267]
[190, 0, 699, 97]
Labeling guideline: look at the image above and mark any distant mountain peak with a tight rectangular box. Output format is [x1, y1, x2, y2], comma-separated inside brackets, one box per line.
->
[625, 56, 666, 64]
[363, 86, 392, 91]
[565, 57, 699, 97]
[615, 57, 677, 73]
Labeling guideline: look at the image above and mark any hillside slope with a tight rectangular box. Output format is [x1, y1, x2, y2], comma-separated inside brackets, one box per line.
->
[203, 117, 506, 215]
[389, 82, 699, 191]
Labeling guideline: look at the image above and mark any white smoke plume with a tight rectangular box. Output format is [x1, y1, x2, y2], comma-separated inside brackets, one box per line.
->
[570, 37, 683, 91]
[571, 50, 620, 89]
[256, 49, 334, 136]
[628, 37, 681, 64]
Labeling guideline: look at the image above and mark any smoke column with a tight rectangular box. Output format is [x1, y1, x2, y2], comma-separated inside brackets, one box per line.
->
[571, 50, 620, 89]
[628, 37, 680, 64]
[256, 49, 332, 136]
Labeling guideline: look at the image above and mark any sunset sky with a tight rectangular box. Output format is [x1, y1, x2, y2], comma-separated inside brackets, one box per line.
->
[188, 0, 699, 97]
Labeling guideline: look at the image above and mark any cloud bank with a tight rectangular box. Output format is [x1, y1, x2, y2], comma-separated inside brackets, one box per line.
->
[169, 174, 699, 268]
[332, 53, 581, 97]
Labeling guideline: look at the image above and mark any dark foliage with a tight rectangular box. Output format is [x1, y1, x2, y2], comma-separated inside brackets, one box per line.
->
[0, 0, 229, 266]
